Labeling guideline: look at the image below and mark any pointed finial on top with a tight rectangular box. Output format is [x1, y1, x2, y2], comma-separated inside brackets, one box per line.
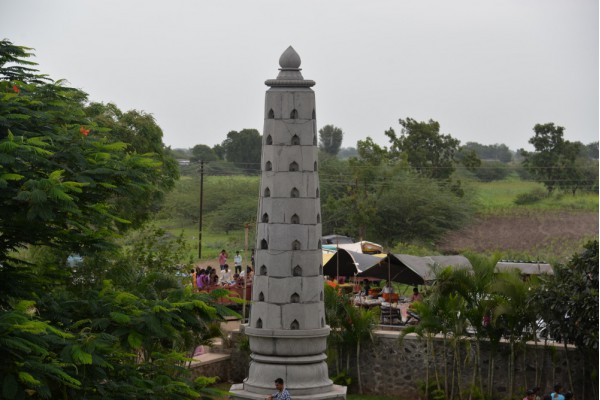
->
[279, 46, 301, 69]
[265, 46, 315, 88]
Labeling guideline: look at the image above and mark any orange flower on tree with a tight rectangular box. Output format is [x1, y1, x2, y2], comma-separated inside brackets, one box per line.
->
[79, 126, 90, 136]
[12, 84, 20, 93]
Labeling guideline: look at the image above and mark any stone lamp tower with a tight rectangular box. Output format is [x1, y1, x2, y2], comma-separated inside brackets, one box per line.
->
[229, 47, 346, 400]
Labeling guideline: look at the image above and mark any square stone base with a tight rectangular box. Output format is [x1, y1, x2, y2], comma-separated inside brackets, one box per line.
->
[229, 383, 347, 399]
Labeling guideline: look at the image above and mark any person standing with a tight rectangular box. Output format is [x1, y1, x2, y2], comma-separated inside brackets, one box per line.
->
[550, 384, 565, 400]
[234, 250, 243, 274]
[266, 378, 291, 400]
[219, 249, 228, 272]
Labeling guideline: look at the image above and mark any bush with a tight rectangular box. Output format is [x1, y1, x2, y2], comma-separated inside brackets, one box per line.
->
[472, 161, 510, 182]
[513, 188, 547, 205]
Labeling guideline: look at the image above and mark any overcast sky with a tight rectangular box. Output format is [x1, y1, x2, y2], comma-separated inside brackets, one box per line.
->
[2, 0, 598, 151]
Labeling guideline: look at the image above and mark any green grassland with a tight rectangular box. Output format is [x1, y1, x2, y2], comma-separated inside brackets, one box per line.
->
[157, 173, 597, 263]
[471, 174, 598, 213]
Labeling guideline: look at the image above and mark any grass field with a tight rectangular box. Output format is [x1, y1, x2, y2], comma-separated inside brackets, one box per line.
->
[156, 174, 598, 264]
[471, 175, 598, 213]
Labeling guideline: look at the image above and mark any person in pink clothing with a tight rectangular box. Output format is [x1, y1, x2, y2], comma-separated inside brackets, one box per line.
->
[219, 249, 228, 272]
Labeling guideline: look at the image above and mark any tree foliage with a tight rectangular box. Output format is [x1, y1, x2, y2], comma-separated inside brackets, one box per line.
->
[385, 118, 464, 181]
[520, 123, 597, 195]
[221, 129, 262, 173]
[190, 144, 219, 162]
[471, 160, 511, 182]
[0, 39, 229, 400]
[319, 124, 344, 155]
[319, 136, 474, 246]
[0, 42, 177, 260]
[533, 240, 598, 352]
[461, 142, 513, 163]
[402, 244, 597, 400]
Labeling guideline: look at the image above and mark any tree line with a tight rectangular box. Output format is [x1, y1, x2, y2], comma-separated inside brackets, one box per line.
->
[164, 116, 597, 248]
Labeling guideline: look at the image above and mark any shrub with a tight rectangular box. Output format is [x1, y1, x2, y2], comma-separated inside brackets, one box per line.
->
[472, 161, 510, 182]
[513, 188, 547, 205]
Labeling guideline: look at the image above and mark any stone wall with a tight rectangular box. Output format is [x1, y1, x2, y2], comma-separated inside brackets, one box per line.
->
[347, 331, 587, 399]
[197, 329, 593, 399]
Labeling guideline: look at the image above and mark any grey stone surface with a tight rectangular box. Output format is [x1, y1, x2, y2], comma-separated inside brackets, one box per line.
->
[221, 330, 589, 399]
[230, 45, 345, 399]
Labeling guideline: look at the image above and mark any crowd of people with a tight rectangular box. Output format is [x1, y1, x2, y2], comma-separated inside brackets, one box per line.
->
[523, 384, 574, 400]
[190, 248, 255, 292]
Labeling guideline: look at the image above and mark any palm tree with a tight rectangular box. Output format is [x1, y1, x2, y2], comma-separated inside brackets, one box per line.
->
[340, 301, 378, 394]
[491, 270, 538, 399]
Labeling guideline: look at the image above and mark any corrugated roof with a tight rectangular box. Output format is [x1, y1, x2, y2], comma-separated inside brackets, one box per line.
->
[358, 253, 473, 285]
[495, 261, 554, 275]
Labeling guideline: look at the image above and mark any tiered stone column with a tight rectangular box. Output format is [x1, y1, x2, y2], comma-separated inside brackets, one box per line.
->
[229, 47, 346, 400]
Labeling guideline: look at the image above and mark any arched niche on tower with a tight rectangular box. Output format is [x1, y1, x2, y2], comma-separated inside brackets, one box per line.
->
[260, 265, 267, 276]
[316, 188, 320, 198]
[290, 187, 299, 198]
[313, 135, 317, 145]
[256, 318, 263, 329]
[289, 161, 299, 172]
[268, 109, 275, 119]
[319, 265, 323, 275]
[316, 213, 321, 223]
[317, 239, 322, 249]
[266, 134, 273, 145]
[262, 213, 269, 223]
[312, 109, 316, 119]
[291, 134, 300, 145]
[290, 293, 300, 303]
[292, 265, 302, 276]
[261, 239, 268, 250]
[259, 292, 265, 302]
[290, 109, 298, 119]
[290, 320, 299, 330]
[264, 187, 270, 197]
[291, 214, 299, 224]
[292, 240, 301, 250]
[265, 161, 272, 171]
[314, 161, 318, 171]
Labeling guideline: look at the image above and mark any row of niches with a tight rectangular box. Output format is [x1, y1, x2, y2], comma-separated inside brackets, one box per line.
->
[264, 161, 317, 172]
[261, 212, 320, 224]
[256, 264, 324, 277]
[256, 290, 324, 303]
[254, 317, 325, 330]
[263, 187, 319, 198]
[265, 133, 317, 146]
[266, 108, 315, 120]
[259, 239, 322, 250]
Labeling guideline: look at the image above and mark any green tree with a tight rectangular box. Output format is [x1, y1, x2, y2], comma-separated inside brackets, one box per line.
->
[585, 141, 598, 159]
[0, 39, 230, 400]
[461, 142, 513, 163]
[190, 144, 218, 162]
[531, 240, 598, 399]
[221, 129, 262, 173]
[385, 118, 463, 181]
[83, 102, 179, 227]
[471, 160, 510, 182]
[319, 124, 344, 155]
[320, 137, 474, 246]
[520, 123, 592, 195]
